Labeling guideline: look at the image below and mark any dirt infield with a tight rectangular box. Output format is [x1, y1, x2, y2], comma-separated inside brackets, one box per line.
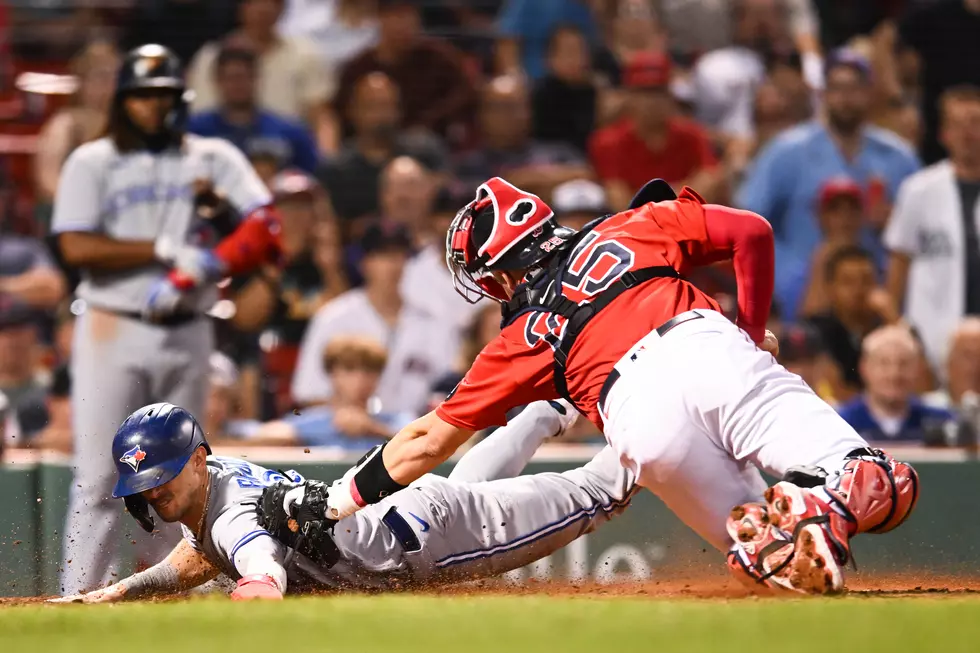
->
[4, 572, 979, 606]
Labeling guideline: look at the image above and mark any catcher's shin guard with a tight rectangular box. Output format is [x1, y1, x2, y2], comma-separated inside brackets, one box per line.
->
[824, 448, 920, 535]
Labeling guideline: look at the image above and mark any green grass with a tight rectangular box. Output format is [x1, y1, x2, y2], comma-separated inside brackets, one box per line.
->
[2, 595, 979, 653]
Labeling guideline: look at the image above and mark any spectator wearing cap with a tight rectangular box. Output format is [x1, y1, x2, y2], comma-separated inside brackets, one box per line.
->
[551, 178, 609, 231]
[777, 322, 836, 403]
[837, 325, 953, 443]
[495, 0, 600, 81]
[737, 49, 920, 321]
[531, 24, 597, 155]
[319, 71, 448, 224]
[187, 46, 320, 175]
[252, 336, 414, 449]
[400, 185, 483, 334]
[185, 0, 331, 150]
[292, 221, 456, 414]
[898, 0, 980, 165]
[457, 75, 592, 200]
[799, 176, 875, 317]
[804, 246, 900, 402]
[228, 170, 348, 417]
[334, 0, 476, 141]
[588, 51, 721, 211]
[885, 85, 980, 377]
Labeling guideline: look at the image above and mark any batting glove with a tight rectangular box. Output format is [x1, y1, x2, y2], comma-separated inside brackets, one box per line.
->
[142, 275, 185, 322]
[154, 236, 227, 287]
[230, 575, 283, 601]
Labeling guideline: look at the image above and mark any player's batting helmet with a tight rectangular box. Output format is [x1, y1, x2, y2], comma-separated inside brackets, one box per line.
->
[113, 44, 192, 138]
[446, 177, 577, 303]
[111, 403, 211, 533]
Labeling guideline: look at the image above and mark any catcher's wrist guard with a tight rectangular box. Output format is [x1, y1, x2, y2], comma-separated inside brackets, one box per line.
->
[258, 480, 340, 569]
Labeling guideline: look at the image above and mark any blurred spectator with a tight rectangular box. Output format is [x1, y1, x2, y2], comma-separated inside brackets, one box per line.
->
[457, 74, 592, 198]
[799, 176, 869, 316]
[278, 0, 379, 73]
[123, 0, 237, 65]
[291, 221, 456, 414]
[925, 317, 980, 411]
[248, 149, 281, 188]
[320, 71, 448, 223]
[377, 156, 439, 243]
[737, 50, 920, 320]
[495, 0, 600, 81]
[34, 41, 119, 228]
[552, 178, 610, 231]
[31, 303, 74, 452]
[593, 0, 665, 92]
[401, 185, 483, 332]
[334, 0, 476, 141]
[777, 322, 836, 402]
[837, 325, 953, 443]
[885, 85, 980, 374]
[187, 46, 320, 174]
[691, 0, 793, 143]
[767, 50, 815, 124]
[201, 351, 249, 442]
[0, 219, 66, 314]
[804, 246, 899, 402]
[814, 0, 899, 51]
[532, 24, 597, 154]
[589, 51, 720, 210]
[252, 336, 414, 448]
[186, 0, 331, 149]
[229, 171, 348, 417]
[898, 0, 980, 164]
[0, 303, 47, 442]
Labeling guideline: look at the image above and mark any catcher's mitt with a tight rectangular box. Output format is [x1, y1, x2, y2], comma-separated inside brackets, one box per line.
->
[193, 179, 236, 236]
[257, 479, 340, 569]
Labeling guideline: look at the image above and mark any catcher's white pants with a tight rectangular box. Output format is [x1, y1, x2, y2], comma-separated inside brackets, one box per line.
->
[598, 309, 868, 552]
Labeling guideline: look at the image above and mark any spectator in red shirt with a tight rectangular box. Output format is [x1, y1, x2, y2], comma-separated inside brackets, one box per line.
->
[588, 51, 722, 211]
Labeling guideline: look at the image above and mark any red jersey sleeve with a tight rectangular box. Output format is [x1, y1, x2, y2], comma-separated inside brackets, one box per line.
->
[436, 317, 557, 431]
[636, 192, 719, 271]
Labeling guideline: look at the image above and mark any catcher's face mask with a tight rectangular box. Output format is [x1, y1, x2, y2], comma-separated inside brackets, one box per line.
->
[445, 177, 556, 304]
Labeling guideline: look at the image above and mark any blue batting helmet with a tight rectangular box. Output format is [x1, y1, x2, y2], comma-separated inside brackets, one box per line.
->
[112, 403, 210, 532]
[113, 44, 192, 138]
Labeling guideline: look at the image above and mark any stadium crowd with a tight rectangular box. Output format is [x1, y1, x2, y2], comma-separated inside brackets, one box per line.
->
[2, 0, 980, 455]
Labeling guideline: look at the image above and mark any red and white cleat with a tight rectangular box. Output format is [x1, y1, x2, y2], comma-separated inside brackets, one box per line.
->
[727, 483, 852, 595]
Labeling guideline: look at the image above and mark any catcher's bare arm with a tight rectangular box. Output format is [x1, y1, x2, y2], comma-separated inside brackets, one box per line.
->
[49, 539, 219, 604]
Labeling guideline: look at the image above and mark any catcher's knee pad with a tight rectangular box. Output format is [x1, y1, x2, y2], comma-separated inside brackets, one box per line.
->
[826, 448, 920, 535]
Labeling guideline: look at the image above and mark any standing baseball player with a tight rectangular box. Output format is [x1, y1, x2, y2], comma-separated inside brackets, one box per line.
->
[51, 44, 282, 594]
[262, 177, 920, 595]
[51, 399, 631, 602]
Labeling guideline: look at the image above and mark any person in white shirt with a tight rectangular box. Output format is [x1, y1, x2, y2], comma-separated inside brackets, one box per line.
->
[885, 85, 980, 375]
[291, 221, 456, 414]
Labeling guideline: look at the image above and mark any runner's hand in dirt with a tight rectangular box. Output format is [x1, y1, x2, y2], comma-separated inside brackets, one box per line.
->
[47, 584, 126, 604]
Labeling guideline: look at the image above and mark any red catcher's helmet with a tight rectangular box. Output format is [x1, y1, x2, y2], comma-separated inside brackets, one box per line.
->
[446, 177, 576, 303]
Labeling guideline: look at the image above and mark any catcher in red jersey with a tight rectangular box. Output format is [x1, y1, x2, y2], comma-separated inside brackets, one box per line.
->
[261, 177, 919, 595]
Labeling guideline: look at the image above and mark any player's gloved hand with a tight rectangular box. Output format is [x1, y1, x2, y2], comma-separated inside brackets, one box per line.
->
[142, 275, 185, 322]
[154, 236, 227, 287]
[258, 479, 341, 568]
[547, 399, 580, 437]
[230, 575, 283, 601]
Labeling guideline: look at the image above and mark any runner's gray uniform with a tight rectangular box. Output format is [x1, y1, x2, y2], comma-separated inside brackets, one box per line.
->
[182, 403, 636, 591]
[53, 134, 271, 593]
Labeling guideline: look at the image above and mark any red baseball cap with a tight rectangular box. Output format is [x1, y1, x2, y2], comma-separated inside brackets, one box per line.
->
[623, 51, 672, 90]
[819, 176, 863, 207]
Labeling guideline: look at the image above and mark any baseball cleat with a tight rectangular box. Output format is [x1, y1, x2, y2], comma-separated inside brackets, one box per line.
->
[726, 483, 851, 595]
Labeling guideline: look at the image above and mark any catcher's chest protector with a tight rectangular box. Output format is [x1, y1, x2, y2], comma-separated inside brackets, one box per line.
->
[500, 216, 680, 408]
